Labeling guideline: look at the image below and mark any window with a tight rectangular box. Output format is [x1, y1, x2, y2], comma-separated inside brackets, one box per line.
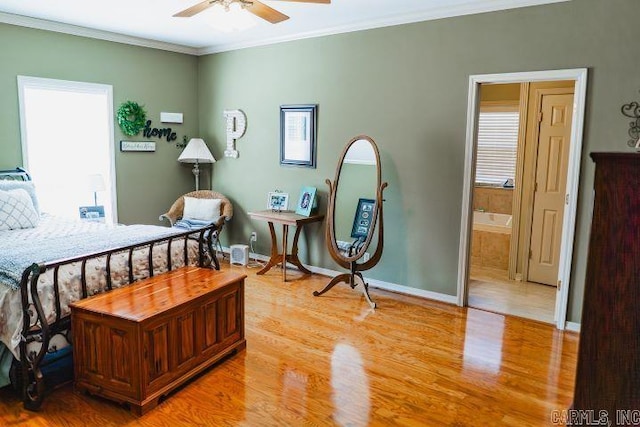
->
[475, 103, 520, 186]
[18, 76, 116, 222]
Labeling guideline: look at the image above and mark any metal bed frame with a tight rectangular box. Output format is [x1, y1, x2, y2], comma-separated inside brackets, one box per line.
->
[0, 168, 218, 410]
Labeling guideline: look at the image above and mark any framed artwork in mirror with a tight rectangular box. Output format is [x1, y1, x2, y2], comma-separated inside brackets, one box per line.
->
[350, 198, 376, 239]
[280, 104, 317, 168]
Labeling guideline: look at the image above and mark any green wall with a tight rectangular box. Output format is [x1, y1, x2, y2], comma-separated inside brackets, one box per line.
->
[198, 0, 640, 323]
[0, 23, 199, 224]
[2, 0, 640, 323]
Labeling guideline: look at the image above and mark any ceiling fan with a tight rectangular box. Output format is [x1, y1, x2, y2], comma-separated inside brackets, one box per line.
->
[173, 0, 331, 24]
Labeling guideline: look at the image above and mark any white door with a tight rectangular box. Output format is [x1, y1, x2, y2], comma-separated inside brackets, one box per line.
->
[528, 93, 574, 286]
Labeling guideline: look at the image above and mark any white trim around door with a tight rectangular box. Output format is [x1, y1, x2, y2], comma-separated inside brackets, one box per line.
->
[456, 68, 588, 330]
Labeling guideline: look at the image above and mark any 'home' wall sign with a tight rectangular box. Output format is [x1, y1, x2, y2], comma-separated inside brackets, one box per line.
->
[142, 120, 177, 142]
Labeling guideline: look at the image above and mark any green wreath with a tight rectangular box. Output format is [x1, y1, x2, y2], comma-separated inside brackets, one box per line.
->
[116, 101, 147, 136]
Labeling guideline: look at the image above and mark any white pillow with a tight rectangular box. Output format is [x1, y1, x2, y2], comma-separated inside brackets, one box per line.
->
[0, 189, 40, 231]
[0, 180, 40, 214]
[183, 197, 221, 222]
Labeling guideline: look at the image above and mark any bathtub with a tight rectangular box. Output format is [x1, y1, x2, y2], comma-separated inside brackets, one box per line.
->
[473, 211, 512, 234]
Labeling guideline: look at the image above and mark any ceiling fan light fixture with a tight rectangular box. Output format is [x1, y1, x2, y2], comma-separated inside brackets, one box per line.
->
[206, 0, 257, 32]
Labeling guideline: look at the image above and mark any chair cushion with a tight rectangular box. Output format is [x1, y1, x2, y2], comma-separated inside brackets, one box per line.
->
[183, 197, 222, 222]
[0, 189, 40, 230]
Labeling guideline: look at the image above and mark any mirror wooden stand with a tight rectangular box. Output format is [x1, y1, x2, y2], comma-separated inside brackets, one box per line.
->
[313, 135, 387, 308]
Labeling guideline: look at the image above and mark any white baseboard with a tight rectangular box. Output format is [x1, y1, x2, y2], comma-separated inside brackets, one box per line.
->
[222, 247, 579, 325]
[564, 321, 581, 332]
[306, 264, 457, 305]
[222, 246, 458, 306]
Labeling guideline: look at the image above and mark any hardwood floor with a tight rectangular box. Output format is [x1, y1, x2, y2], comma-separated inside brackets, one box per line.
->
[0, 263, 578, 426]
[469, 266, 557, 324]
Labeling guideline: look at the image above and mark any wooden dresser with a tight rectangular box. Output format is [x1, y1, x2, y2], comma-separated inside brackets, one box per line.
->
[70, 267, 246, 415]
[572, 153, 640, 419]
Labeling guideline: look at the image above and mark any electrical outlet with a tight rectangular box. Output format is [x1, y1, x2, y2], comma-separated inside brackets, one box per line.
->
[250, 231, 257, 242]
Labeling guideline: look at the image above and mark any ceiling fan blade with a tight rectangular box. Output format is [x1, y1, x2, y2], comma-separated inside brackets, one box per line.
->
[246, 0, 290, 24]
[269, 0, 330, 3]
[173, 0, 214, 17]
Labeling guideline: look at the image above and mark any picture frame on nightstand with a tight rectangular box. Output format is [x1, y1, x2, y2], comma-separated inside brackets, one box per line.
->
[79, 205, 105, 222]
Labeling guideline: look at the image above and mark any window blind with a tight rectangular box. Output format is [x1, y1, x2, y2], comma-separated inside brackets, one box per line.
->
[475, 110, 519, 185]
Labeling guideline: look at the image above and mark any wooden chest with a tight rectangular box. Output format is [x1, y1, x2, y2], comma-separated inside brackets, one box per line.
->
[70, 267, 246, 415]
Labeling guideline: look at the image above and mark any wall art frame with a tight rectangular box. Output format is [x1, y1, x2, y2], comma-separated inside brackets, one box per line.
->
[280, 104, 317, 168]
[350, 198, 376, 239]
[120, 141, 156, 152]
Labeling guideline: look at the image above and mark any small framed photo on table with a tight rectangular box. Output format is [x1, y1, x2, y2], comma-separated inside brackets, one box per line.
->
[295, 186, 317, 217]
[267, 192, 289, 212]
[79, 205, 105, 222]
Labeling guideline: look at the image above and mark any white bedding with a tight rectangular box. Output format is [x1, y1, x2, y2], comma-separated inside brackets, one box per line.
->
[0, 214, 205, 361]
[0, 212, 111, 241]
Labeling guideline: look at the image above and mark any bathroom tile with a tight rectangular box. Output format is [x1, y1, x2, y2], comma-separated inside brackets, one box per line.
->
[473, 187, 513, 214]
[491, 191, 513, 215]
[473, 189, 490, 211]
[481, 232, 510, 270]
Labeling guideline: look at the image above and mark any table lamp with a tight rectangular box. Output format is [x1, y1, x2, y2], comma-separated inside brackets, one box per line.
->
[178, 138, 216, 191]
[87, 174, 106, 206]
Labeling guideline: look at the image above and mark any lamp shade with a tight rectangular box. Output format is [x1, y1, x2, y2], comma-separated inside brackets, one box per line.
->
[87, 174, 106, 192]
[178, 138, 216, 164]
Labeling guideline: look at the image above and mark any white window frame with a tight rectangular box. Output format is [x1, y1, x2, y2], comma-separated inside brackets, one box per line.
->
[475, 101, 520, 186]
[17, 76, 117, 223]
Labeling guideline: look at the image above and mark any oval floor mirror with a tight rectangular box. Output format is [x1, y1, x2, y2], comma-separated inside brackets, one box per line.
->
[313, 135, 387, 308]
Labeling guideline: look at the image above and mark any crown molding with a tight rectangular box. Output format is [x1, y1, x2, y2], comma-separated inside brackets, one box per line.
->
[0, 12, 198, 56]
[0, 0, 570, 57]
[196, 0, 570, 55]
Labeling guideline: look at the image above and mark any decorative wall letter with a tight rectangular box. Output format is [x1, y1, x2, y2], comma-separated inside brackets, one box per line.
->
[223, 109, 247, 158]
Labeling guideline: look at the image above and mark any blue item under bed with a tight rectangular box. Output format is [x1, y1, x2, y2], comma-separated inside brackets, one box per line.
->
[0, 343, 73, 390]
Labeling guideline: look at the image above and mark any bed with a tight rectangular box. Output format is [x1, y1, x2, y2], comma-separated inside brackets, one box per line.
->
[0, 168, 219, 410]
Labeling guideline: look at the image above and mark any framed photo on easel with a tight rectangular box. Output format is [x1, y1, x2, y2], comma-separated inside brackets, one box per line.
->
[267, 191, 289, 212]
[295, 186, 317, 216]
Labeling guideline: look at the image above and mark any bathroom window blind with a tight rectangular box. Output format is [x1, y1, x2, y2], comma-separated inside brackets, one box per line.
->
[475, 108, 520, 186]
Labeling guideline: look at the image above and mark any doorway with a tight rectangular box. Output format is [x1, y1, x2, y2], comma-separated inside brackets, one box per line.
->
[457, 69, 588, 330]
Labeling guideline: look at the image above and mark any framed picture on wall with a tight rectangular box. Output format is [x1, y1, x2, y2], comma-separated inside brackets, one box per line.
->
[280, 104, 317, 168]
